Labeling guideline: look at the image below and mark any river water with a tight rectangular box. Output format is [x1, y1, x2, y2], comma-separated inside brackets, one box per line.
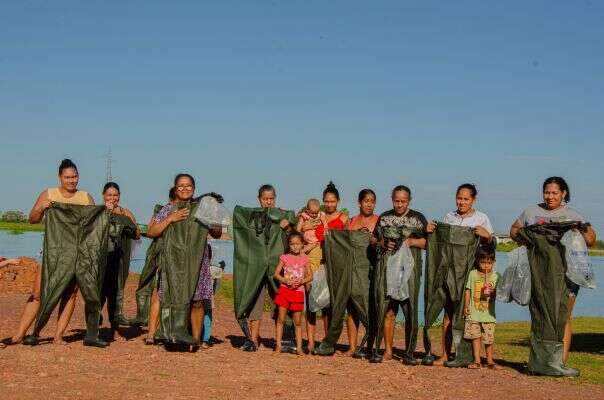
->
[2, 230, 602, 322]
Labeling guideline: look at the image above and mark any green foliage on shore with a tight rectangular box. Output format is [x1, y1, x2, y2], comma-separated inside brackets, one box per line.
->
[496, 242, 519, 252]
[0, 221, 44, 233]
[497, 239, 604, 256]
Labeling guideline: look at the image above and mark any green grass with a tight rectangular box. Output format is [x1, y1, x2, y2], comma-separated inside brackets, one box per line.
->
[0, 221, 44, 233]
[423, 317, 604, 384]
[496, 242, 520, 252]
[492, 317, 604, 385]
[214, 278, 603, 384]
[218, 276, 234, 304]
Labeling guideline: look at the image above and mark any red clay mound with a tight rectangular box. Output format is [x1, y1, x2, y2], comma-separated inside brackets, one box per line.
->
[0, 257, 38, 294]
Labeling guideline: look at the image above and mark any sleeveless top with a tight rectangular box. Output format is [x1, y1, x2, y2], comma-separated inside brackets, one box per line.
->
[47, 188, 91, 205]
[315, 212, 346, 242]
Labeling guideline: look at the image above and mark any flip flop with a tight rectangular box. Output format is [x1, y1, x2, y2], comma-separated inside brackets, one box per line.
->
[468, 363, 481, 369]
[487, 363, 500, 370]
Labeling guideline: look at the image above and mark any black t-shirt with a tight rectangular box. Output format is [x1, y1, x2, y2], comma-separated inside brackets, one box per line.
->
[373, 209, 428, 240]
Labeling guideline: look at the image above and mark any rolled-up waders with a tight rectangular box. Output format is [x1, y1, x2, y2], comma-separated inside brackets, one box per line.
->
[313, 230, 372, 356]
[129, 205, 164, 327]
[517, 221, 587, 377]
[232, 206, 297, 347]
[101, 214, 137, 328]
[26, 204, 111, 347]
[154, 200, 209, 346]
[370, 227, 424, 364]
[421, 223, 479, 367]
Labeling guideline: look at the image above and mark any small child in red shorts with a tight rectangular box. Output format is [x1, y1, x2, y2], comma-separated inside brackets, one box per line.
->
[273, 232, 312, 355]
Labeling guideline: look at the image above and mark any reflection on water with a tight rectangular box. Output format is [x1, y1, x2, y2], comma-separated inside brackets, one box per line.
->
[1, 231, 602, 322]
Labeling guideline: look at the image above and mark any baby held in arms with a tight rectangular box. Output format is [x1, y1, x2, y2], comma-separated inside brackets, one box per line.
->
[298, 198, 326, 254]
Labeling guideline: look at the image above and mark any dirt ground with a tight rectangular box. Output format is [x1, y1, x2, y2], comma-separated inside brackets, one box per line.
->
[1, 269, 602, 400]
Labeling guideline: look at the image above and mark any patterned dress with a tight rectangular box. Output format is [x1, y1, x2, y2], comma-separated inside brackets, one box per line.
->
[155, 203, 213, 302]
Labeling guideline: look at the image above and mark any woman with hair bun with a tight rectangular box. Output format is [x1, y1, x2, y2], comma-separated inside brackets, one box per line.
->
[10, 159, 94, 346]
[305, 181, 347, 353]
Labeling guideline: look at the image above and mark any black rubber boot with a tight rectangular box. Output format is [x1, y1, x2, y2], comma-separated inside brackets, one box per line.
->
[23, 335, 40, 346]
[401, 352, 418, 366]
[312, 342, 335, 356]
[421, 353, 435, 366]
[369, 349, 383, 363]
[241, 339, 258, 352]
[83, 337, 109, 348]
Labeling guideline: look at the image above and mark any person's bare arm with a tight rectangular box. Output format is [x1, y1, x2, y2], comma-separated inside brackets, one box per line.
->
[123, 208, 141, 240]
[464, 289, 471, 316]
[510, 220, 523, 242]
[406, 237, 427, 250]
[474, 226, 493, 242]
[583, 226, 596, 247]
[340, 214, 349, 226]
[273, 260, 287, 285]
[302, 265, 313, 285]
[296, 218, 304, 233]
[29, 191, 51, 224]
[146, 208, 189, 238]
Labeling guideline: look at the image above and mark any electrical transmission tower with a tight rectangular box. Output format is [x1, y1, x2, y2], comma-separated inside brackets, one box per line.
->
[105, 148, 112, 183]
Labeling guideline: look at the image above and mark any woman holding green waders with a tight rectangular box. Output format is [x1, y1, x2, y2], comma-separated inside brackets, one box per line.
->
[100, 182, 140, 342]
[242, 184, 293, 352]
[372, 185, 427, 364]
[343, 188, 379, 357]
[147, 174, 222, 348]
[425, 183, 494, 366]
[510, 177, 596, 370]
[308, 182, 348, 354]
[11, 159, 94, 346]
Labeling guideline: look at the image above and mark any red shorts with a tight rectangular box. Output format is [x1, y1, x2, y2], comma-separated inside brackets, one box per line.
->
[274, 286, 304, 312]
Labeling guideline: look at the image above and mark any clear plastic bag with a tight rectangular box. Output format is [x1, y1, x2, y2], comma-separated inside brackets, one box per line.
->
[308, 265, 330, 312]
[510, 246, 531, 306]
[496, 259, 514, 303]
[561, 230, 596, 289]
[210, 265, 224, 280]
[386, 243, 415, 301]
[194, 196, 231, 227]
[130, 238, 143, 261]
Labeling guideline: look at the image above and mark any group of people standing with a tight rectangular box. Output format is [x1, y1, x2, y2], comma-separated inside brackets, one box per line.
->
[2, 158, 597, 377]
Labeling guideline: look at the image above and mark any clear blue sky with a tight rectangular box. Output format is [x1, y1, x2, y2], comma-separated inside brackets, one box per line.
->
[1, 1, 603, 233]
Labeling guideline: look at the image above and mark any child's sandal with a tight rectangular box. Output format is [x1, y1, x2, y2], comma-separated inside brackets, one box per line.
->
[487, 363, 500, 370]
[468, 363, 481, 369]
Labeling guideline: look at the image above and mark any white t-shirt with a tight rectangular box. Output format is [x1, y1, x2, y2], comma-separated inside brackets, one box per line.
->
[443, 210, 494, 233]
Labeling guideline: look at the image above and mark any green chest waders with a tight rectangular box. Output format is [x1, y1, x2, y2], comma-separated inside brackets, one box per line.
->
[370, 227, 424, 363]
[154, 201, 209, 345]
[101, 214, 137, 327]
[518, 222, 586, 377]
[30, 204, 111, 345]
[129, 205, 164, 326]
[232, 206, 297, 340]
[314, 230, 372, 355]
[421, 223, 479, 367]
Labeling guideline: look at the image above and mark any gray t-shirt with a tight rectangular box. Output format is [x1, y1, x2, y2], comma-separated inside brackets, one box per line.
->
[516, 204, 585, 227]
